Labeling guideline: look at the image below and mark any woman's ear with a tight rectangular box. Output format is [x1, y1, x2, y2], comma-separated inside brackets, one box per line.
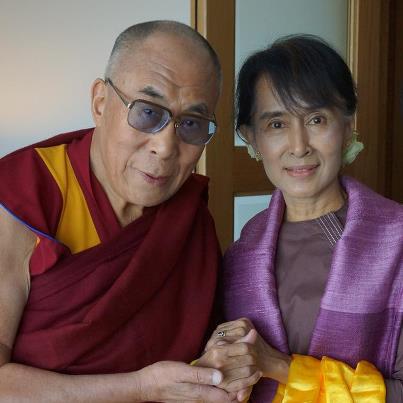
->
[239, 124, 262, 161]
[342, 117, 354, 147]
[91, 78, 107, 126]
[239, 124, 256, 148]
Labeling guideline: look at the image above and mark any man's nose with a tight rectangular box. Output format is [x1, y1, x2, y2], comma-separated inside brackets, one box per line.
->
[288, 123, 311, 158]
[149, 121, 180, 159]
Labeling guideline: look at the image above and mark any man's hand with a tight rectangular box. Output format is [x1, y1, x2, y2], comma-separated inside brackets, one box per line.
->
[207, 318, 291, 384]
[135, 361, 236, 402]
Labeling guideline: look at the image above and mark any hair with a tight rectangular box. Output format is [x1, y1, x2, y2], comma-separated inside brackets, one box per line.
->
[105, 20, 222, 84]
[236, 34, 357, 131]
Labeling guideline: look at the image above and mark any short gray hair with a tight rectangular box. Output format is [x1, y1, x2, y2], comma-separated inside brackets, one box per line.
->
[105, 20, 222, 84]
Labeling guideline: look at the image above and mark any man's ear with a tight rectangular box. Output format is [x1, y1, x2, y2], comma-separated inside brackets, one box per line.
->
[91, 78, 107, 126]
[238, 124, 256, 148]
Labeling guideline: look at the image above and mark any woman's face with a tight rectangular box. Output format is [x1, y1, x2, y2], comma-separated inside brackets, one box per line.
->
[246, 76, 352, 205]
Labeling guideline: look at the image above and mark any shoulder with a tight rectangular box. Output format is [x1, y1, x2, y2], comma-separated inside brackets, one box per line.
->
[0, 129, 91, 235]
[342, 176, 403, 222]
[224, 207, 270, 266]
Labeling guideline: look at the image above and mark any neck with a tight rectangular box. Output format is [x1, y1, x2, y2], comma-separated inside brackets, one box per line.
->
[114, 204, 144, 227]
[284, 180, 345, 222]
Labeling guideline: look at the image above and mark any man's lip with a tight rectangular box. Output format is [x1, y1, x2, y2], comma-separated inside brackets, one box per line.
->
[143, 172, 169, 180]
[138, 170, 170, 184]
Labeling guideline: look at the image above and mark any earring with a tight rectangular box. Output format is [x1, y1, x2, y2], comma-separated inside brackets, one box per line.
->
[246, 143, 262, 162]
[342, 130, 364, 166]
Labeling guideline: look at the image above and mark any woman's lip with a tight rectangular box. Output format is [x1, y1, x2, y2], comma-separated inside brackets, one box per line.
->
[285, 164, 319, 177]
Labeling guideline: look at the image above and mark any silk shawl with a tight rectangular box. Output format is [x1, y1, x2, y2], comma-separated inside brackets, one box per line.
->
[223, 176, 403, 401]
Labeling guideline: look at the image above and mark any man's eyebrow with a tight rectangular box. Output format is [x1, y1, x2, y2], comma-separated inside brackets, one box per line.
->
[136, 89, 211, 116]
[138, 86, 164, 99]
[185, 103, 210, 116]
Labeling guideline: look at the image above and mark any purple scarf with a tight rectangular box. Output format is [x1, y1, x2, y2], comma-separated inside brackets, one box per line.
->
[223, 177, 403, 401]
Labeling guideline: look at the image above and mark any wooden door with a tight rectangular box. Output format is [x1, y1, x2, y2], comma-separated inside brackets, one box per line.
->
[191, 0, 400, 251]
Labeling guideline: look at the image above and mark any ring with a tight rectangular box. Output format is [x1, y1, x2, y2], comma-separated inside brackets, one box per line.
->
[217, 330, 226, 337]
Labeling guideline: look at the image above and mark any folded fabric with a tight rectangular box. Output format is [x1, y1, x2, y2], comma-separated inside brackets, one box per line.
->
[273, 354, 385, 402]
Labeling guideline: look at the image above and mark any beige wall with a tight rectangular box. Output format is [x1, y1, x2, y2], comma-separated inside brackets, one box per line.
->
[0, 0, 190, 157]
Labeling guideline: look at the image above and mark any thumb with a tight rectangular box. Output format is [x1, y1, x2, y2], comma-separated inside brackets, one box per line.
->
[235, 328, 258, 344]
[186, 366, 223, 386]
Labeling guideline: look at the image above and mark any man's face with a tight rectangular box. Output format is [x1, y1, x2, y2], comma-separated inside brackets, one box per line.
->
[91, 33, 219, 219]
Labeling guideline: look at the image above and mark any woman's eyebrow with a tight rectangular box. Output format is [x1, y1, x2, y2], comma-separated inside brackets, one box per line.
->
[258, 110, 285, 121]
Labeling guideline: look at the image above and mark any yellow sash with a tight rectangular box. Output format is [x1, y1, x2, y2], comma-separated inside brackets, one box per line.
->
[273, 355, 385, 403]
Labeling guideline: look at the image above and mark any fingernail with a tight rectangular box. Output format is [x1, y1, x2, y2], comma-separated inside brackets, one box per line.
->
[212, 370, 222, 385]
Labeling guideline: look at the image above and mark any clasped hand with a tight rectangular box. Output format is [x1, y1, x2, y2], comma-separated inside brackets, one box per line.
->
[198, 318, 291, 401]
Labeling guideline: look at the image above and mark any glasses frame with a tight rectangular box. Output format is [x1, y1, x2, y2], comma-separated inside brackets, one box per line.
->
[104, 78, 217, 145]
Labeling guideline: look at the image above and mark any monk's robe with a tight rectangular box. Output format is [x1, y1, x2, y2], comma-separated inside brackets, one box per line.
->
[223, 177, 402, 402]
[0, 128, 221, 374]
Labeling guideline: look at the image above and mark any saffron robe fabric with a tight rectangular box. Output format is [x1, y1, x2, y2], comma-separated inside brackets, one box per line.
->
[0, 129, 221, 374]
[223, 176, 403, 402]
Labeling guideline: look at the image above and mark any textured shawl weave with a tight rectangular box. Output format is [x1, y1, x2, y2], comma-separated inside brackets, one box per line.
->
[223, 176, 403, 401]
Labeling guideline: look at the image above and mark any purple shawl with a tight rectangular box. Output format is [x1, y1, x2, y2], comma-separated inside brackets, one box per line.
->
[223, 177, 403, 402]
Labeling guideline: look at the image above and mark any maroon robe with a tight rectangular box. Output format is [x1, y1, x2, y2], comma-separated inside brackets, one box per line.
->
[0, 129, 221, 374]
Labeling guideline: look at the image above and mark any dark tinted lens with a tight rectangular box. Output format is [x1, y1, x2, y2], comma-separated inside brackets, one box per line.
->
[128, 101, 169, 132]
[178, 116, 216, 145]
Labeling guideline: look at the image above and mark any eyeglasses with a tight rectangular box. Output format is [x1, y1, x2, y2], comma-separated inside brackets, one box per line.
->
[105, 78, 217, 146]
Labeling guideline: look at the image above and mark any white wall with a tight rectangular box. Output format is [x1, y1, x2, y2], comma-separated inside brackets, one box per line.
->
[0, 0, 190, 157]
[234, 0, 348, 145]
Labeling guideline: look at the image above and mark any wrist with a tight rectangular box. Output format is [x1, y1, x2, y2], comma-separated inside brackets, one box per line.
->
[275, 354, 291, 384]
[130, 367, 153, 402]
[262, 347, 291, 384]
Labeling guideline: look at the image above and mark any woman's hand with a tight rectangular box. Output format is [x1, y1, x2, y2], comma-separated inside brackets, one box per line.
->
[206, 318, 291, 384]
[196, 330, 262, 397]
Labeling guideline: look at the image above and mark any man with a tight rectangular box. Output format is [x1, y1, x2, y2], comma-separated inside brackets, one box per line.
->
[0, 21, 258, 401]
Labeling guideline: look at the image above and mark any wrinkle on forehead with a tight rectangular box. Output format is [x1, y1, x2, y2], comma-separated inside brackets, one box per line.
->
[116, 33, 216, 84]
[112, 41, 218, 114]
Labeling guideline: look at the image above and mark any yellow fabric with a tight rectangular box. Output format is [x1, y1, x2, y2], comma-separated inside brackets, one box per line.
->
[273, 354, 385, 403]
[36, 145, 100, 253]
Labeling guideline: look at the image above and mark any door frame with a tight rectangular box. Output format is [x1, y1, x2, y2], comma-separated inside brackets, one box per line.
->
[192, 0, 395, 250]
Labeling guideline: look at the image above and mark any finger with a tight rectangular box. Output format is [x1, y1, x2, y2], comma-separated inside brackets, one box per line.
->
[237, 386, 253, 402]
[184, 366, 223, 386]
[222, 368, 262, 392]
[219, 353, 257, 371]
[235, 329, 258, 345]
[214, 326, 249, 340]
[207, 336, 242, 350]
[206, 340, 252, 359]
[180, 384, 233, 402]
[218, 340, 257, 358]
[216, 318, 254, 332]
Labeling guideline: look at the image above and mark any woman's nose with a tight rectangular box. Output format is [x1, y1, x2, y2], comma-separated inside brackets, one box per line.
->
[288, 124, 311, 158]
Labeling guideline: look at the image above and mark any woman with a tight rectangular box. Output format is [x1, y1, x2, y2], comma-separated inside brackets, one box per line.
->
[211, 35, 402, 402]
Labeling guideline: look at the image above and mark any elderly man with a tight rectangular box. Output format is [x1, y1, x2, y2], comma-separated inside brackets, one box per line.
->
[0, 21, 258, 402]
